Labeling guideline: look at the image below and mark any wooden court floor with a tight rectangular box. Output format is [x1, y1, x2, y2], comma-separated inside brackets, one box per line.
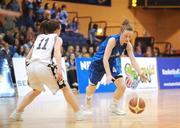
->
[0, 90, 180, 128]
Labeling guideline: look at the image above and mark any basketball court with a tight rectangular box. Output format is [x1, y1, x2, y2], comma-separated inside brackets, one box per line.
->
[1, 90, 180, 128]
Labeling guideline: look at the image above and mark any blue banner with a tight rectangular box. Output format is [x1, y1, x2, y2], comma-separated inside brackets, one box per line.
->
[0, 59, 16, 97]
[157, 58, 180, 89]
[75, 58, 116, 93]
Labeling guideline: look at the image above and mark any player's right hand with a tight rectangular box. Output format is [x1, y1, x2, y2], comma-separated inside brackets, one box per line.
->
[139, 72, 148, 83]
[56, 70, 63, 82]
[106, 74, 115, 84]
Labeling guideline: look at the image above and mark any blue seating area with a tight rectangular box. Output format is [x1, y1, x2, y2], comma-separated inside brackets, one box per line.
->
[60, 31, 88, 49]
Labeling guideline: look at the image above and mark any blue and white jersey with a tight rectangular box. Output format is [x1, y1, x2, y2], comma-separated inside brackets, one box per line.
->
[93, 34, 127, 62]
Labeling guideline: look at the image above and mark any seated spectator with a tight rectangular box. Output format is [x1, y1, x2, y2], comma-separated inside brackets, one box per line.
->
[0, 21, 4, 33]
[24, 27, 34, 49]
[88, 46, 94, 57]
[95, 45, 99, 52]
[163, 42, 173, 56]
[59, 4, 68, 33]
[69, 16, 79, 33]
[6, 0, 21, 12]
[44, 3, 50, 11]
[0, 36, 15, 83]
[43, 10, 51, 21]
[50, 2, 58, 19]
[144, 46, 153, 57]
[34, 0, 44, 22]
[66, 45, 74, 59]
[153, 47, 161, 57]
[3, 17, 15, 32]
[75, 45, 81, 57]
[21, 9, 35, 29]
[134, 42, 143, 57]
[88, 24, 101, 47]
[81, 46, 88, 57]
[13, 45, 25, 58]
[66, 53, 78, 92]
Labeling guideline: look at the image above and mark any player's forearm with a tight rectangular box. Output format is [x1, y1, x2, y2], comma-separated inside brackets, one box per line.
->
[55, 55, 62, 72]
[26, 47, 33, 60]
[130, 57, 142, 75]
[103, 58, 111, 76]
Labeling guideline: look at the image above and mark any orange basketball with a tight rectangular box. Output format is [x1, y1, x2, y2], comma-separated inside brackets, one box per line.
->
[129, 97, 145, 114]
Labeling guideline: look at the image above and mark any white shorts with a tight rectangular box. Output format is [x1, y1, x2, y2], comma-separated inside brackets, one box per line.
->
[26, 61, 60, 94]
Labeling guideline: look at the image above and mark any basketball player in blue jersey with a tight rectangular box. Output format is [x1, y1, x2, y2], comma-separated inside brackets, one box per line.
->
[85, 19, 148, 115]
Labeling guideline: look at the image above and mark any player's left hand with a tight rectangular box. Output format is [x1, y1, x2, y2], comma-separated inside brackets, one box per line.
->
[106, 74, 115, 84]
[139, 72, 148, 83]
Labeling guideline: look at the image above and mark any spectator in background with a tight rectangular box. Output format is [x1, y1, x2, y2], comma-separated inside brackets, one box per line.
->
[44, 2, 50, 11]
[134, 42, 143, 57]
[144, 46, 153, 57]
[88, 24, 101, 47]
[3, 30, 16, 57]
[50, 2, 58, 19]
[75, 45, 81, 57]
[0, 0, 6, 9]
[81, 46, 88, 57]
[24, 27, 34, 49]
[95, 45, 99, 52]
[6, 0, 21, 12]
[163, 42, 173, 56]
[59, 4, 68, 32]
[3, 17, 15, 32]
[70, 16, 79, 33]
[19, 32, 26, 45]
[13, 45, 25, 57]
[153, 47, 161, 57]
[21, 0, 33, 16]
[88, 46, 94, 57]
[34, 22, 41, 34]
[66, 45, 74, 59]
[34, 0, 44, 22]
[22, 8, 35, 29]
[13, 38, 20, 50]
[66, 53, 78, 92]
[0, 36, 16, 83]
[43, 10, 51, 21]
[0, 22, 4, 33]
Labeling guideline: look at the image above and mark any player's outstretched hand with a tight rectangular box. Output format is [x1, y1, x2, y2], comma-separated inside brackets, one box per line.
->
[106, 74, 115, 84]
[0, 9, 22, 22]
[139, 72, 148, 83]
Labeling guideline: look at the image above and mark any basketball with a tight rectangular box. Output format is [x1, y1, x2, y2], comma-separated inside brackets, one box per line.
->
[129, 97, 145, 114]
[125, 75, 133, 88]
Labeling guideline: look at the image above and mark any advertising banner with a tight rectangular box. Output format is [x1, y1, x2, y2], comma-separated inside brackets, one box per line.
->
[121, 57, 158, 90]
[157, 58, 180, 89]
[0, 59, 16, 97]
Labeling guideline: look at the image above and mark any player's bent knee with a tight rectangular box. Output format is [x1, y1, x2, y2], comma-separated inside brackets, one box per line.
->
[116, 83, 126, 92]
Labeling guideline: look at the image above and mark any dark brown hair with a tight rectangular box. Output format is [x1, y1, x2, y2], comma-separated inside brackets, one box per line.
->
[39, 20, 49, 34]
[46, 19, 61, 34]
